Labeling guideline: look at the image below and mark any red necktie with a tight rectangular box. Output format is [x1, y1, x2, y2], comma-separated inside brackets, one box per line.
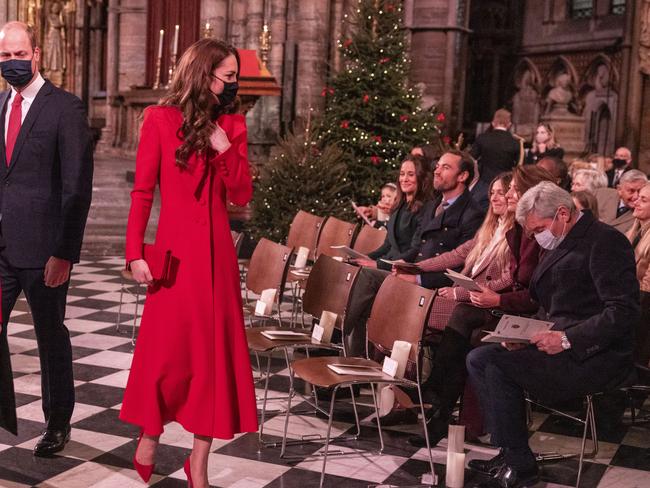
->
[5, 92, 23, 166]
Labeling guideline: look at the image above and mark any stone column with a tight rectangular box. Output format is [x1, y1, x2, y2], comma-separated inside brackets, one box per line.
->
[287, 0, 330, 118]
[622, 0, 645, 168]
[229, 0, 247, 46]
[117, 0, 147, 90]
[97, 0, 120, 150]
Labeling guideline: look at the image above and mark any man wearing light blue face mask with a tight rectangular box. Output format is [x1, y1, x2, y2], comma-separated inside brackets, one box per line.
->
[465, 182, 639, 488]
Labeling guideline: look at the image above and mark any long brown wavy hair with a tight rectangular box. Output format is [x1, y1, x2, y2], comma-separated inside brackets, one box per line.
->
[160, 38, 240, 167]
[394, 154, 434, 214]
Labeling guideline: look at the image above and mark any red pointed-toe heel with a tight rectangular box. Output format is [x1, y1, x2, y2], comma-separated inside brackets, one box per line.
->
[133, 432, 155, 483]
[184, 456, 193, 487]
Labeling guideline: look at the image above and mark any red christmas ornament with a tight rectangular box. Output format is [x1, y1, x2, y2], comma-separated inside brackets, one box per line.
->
[363, 94, 370, 103]
[437, 113, 446, 122]
[443, 136, 451, 145]
[386, 4, 395, 12]
[341, 120, 350, 129]
[399, 114, 409, 122]
[329, 88, 334, 95]
[379, 57, 390, 64]
[370, 155, 382, 165]
[343, 38, 353, 48]
[321, 86, 334, 97]
[373, 135, 382, 143]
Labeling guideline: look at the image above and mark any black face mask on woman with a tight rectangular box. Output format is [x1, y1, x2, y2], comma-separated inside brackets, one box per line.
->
[0, 58, 34, 87]
[212, 76, 239, 107]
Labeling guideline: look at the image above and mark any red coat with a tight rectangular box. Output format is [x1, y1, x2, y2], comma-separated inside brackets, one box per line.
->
[120, 106, 258, 438]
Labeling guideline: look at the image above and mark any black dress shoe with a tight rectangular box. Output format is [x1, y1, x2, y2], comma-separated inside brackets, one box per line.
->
[468, 450, 505, 476]
[34, 425, 71, 457]
[372, 408, 418, 426]
[474, 463, 539, 488]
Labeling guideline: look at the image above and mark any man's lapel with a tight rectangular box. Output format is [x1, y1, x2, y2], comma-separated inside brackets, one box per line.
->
[0, 90, 10, 168]
[6, 82, 54, 175]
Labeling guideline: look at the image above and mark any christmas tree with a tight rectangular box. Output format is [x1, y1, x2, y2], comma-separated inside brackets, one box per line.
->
[318, 0, 444, 202]
[248, 120, 351, 242]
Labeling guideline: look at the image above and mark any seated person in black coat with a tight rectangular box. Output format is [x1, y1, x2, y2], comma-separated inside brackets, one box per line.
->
[344, 155, 433, 354]
[354, 156, 432, 270]
[470, 109, 522, 185]
[398, 149, 485, 289]
[466, 182, 639, 488]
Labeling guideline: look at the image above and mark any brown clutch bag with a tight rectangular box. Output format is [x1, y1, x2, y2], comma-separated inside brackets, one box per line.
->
[143, 244, 172, 282]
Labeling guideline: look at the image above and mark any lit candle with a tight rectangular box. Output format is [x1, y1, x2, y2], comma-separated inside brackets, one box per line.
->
[447, 424, 465, 454]
[157, 29, 164, 59]
[294, 246, 309, 269]
[205, 21, 210, 31]
[172, 24, 179, 56]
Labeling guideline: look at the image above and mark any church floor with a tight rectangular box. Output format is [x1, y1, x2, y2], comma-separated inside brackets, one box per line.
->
[1, 257, 649, 487]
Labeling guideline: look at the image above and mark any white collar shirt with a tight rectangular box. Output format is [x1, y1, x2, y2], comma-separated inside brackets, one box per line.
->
[4, 72, 46, 141]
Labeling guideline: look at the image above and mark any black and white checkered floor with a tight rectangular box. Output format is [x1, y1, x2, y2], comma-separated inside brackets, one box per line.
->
[1, 257, 649, 487]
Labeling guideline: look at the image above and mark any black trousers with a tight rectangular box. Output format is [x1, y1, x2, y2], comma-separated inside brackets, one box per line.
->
[0, 251, 74, 430]
[342, 267, 389, 356]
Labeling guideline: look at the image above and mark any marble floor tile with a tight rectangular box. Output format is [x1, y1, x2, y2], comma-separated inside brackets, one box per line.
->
[76, 281, 125, 292]
[296, 444, 409, 483]
[70, 333, 132, 350]
[7, 336, 38, 354]
[16, 400, 104, 426]
[260, 412, 351, 441]
[597, 465, 650, 487]
[74, 350, 134, 370]
[10, 354, 41, 374]
[41, 462, 161, 488]
[528, 431, 619, 465]
[65, 306, 102, 319]
[90, 369, 131, 389]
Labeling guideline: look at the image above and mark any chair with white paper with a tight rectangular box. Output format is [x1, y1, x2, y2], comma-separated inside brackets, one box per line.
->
[243, 238, 293, 327]
[246, 255, 363, 446]
[280, 275, 438, 488]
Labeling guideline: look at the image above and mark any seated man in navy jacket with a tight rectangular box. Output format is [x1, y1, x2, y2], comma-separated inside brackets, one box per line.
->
[466, 182, 639, 488]
[399, 149, 485, 288]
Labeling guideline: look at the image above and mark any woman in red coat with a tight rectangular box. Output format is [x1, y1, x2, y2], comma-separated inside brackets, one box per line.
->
[120, 39, 258, 487]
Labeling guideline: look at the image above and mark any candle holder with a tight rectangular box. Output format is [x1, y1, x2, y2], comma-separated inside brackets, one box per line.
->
[202, 21, 214, 39]
[259, 23, 271, 68]
[167, 53, 177, 88]
[153, 56, 163, 90]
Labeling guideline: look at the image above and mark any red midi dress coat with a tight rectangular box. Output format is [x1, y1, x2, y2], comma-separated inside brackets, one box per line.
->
[120, 105, 258, 438]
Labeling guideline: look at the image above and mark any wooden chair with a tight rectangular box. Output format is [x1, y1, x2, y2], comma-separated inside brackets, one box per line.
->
[316, 216, 358, 259]
[246, 256, 362, 446]
[280, 275, 437, 487]
[351, 224, 387, 256]
[243, 238, 293, 327]
[286, 210, 326, 262]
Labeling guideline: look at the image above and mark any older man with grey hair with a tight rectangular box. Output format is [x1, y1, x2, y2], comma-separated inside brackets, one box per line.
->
[597, 169, 648, 234]
[466, 182, 639, 488]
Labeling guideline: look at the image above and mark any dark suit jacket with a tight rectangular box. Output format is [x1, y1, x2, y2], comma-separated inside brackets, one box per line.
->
[606, 167, 630, 188]
[470, 129, 521, 184]
[368, 199, 424, 270]
[0, 81, 93, 267]
[530, 211, 639, 380]
[469, 179, 489, 212]
[0, 81, 93, 434]
[407, 189, 485, 289]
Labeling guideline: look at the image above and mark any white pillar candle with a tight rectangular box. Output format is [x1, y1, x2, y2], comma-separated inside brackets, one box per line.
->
[377, 385, 395, 417]
[317, 310, 337, 343]
[445, 451, 465, 488]
[172, 24, 180, 56]
[294, 246, 309, 269]
[447, 424, 465, 454]
[390, 340, 411, 379]
[157, 29, 164, 58]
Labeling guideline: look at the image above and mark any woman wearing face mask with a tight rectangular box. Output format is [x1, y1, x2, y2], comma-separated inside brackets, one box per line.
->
[407, 164, 556, 449]
[524, 123, 564, 165]
[626, 182, 650, 366]
[120, 39, 257, 487]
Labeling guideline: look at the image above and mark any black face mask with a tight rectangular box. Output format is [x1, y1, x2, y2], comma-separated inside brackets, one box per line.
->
[212, 76, 239, 107]
[612, 158, 628, 169]
[0, 58, 34, 88]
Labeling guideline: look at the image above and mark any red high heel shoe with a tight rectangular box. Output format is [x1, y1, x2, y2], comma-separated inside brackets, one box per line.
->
[184, 456, 193, 487]
[133, 432, 155, 483]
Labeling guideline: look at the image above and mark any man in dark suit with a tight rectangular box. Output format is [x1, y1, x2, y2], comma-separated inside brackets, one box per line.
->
[470, 109, 522, 185]
[0, 22, 93, 455]
[606, 146, 633, 188]
[399, 149, 485, 289]
[466, 182, 639, 488]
